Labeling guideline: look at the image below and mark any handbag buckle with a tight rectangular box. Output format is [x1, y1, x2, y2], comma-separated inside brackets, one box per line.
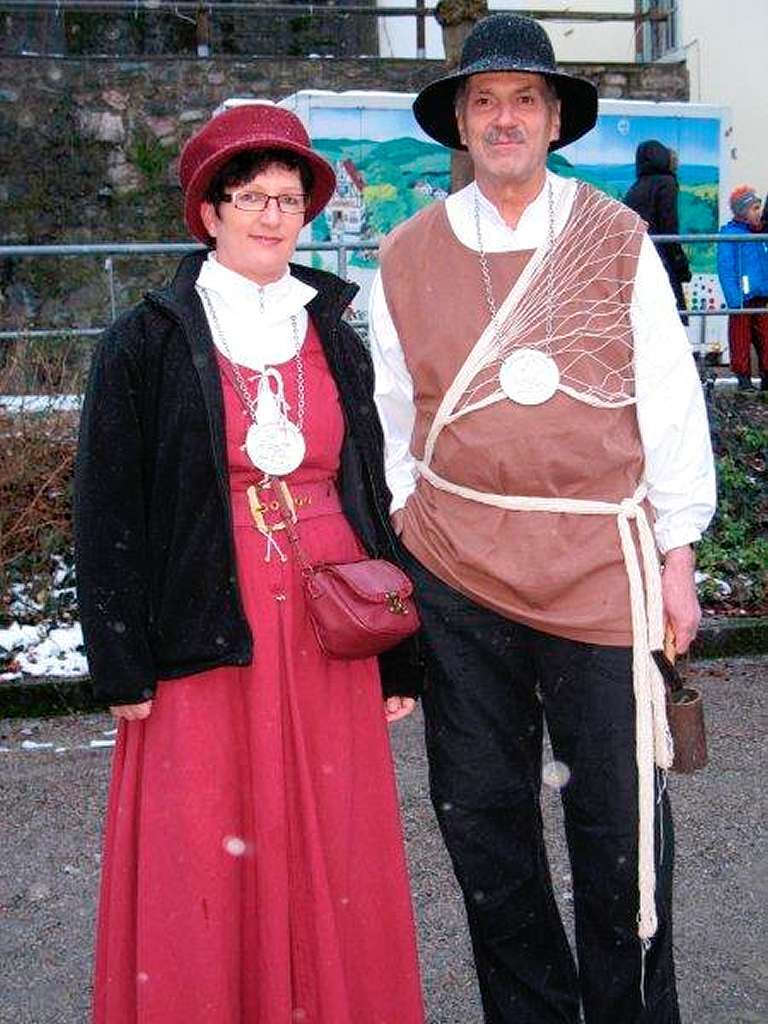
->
[386, 591, 408, 615]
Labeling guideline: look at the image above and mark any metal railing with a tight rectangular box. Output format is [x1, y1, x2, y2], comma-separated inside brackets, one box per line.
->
[0, 2, 663, 21]
[652, 232, 768, 321]
[1, 2, 669, 61]
[0, 240, 379, 342]
[2, 233, 767, 345]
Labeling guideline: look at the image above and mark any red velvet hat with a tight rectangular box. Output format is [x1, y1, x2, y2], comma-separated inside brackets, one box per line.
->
[179, 102, 336, 244]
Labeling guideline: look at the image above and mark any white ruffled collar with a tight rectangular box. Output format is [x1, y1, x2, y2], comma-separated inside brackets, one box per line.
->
[196, 254, 317, 327]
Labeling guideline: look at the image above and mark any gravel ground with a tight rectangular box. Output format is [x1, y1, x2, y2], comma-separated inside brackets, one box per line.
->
[1, 656, 766, 1024]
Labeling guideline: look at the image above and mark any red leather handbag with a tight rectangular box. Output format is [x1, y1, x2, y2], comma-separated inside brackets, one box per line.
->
[303, 558, 419, 659]
[273, 481, 420, 660]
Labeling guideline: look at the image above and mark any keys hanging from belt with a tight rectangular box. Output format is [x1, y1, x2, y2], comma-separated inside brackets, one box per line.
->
[246, 479, 297, 563]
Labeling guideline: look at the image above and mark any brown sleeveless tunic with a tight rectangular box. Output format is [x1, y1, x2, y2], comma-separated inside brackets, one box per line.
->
[379, 184, 647, 646]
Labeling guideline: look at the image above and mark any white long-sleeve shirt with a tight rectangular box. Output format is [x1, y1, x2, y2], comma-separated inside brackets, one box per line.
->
[368, 172, 716, 554]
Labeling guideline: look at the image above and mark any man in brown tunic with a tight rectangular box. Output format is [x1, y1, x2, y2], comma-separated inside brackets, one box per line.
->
[369, 14, 715, 1024]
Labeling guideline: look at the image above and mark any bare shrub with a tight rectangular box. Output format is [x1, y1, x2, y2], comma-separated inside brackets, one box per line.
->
[0, 337, 86, 625]
[0, 332, 90, 395]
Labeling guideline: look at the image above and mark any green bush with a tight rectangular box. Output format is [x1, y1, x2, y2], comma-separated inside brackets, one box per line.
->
[696, 393, 768, 610]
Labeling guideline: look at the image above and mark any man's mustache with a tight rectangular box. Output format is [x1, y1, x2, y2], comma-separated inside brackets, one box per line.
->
[484, 127, 527, 145]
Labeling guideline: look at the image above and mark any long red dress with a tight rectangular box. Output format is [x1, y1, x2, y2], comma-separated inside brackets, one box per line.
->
[92, 322, 425, 1024]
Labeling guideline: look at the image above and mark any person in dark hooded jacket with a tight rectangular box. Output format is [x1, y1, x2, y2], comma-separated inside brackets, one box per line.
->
[625, 139, 691, 324]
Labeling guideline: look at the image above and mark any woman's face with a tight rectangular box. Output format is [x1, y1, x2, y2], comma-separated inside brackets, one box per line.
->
[200, 163, 306, 285]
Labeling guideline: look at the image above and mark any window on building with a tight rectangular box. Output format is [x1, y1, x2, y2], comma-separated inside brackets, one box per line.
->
[638, 0, 679, 61]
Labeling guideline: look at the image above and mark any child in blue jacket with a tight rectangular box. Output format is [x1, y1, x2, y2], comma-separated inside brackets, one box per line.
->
[717, 185, 768, 390]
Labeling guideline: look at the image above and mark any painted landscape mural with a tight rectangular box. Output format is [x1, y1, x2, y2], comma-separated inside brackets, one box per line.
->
[288, 95, 724, 331]
[556, 111, 721, 280]
[304, 104, 450, 270]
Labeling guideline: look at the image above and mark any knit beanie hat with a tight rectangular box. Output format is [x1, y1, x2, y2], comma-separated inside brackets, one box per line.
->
[729, 185, 760, 218]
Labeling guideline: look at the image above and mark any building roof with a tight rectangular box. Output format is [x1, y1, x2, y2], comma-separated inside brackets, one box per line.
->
[341, 158, 365, 192]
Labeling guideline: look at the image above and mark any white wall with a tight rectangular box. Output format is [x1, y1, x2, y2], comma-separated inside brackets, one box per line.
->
[377, 0, 635, 62]
[675, 0, 767, 200]
[376, 0, 444, 59]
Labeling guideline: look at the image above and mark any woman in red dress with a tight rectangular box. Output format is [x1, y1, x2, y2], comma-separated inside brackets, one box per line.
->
[75, 101, 425, 1024]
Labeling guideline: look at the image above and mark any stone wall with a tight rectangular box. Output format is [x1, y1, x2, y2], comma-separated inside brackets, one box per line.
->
[0, 54, 688, 330]
[1, 53, 689, 244]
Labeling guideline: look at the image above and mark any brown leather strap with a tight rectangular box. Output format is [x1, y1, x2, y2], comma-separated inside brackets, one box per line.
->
[269, 477, 317, 584]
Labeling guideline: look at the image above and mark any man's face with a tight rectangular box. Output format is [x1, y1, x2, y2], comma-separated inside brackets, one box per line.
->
[456, 71, 561, 191]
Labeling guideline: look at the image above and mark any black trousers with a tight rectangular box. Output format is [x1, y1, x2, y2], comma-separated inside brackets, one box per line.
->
[404, 551, 680, 1024]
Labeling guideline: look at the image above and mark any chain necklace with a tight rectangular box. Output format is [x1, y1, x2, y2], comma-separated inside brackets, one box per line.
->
[202, 288, 307, 474]
[473, 178, 561, 406]
[473, 177, 555, 337]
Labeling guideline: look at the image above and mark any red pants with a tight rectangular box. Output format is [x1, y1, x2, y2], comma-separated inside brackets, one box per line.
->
[728, 298, 768, 376]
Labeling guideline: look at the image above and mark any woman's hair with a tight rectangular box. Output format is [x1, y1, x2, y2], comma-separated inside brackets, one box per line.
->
[204, 148, 315, 207]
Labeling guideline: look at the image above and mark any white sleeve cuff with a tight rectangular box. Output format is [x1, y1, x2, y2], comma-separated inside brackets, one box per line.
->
[654, 521, 704, 556]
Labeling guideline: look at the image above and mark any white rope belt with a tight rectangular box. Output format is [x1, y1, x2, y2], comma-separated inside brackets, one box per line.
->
[417, 460, 673, 941]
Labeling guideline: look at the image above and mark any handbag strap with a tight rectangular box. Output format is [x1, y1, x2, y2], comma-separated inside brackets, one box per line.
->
[269, 477, 317, 584]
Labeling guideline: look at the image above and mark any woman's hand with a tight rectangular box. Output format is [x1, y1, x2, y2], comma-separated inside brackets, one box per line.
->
[110, 700, 153, 721]
[384, 696, 416, 724]
[390, 509, 405, 536]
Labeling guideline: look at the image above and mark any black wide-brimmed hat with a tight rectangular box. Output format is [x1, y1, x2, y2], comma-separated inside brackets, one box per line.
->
[414, 13, 598, 151]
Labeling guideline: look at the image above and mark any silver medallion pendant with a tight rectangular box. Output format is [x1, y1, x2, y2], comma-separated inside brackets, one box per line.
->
[499, 348, 560, 406]
[245, 420, 306, 476]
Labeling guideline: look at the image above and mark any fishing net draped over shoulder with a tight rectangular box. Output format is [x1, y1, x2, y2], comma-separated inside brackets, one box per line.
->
[454, 185, 644, 423]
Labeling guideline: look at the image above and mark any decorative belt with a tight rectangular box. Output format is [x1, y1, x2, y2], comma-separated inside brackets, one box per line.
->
[416, 459, 673, 943]
[231, 477, 342, 532]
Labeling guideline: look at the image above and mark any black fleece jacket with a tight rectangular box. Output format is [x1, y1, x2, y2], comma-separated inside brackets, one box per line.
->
[74, 251, 423, 705]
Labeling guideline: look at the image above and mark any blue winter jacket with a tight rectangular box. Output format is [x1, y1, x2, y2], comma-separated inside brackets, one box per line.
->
[717, 218, 768, 308]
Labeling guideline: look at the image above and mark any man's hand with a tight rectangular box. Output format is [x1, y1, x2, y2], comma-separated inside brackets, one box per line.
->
[661, 545, 700, 654]
[384, 696, 416, 724]
[110, 700, 153, 721]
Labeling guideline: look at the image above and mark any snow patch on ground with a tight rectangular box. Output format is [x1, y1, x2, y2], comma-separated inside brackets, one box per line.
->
[0, 621, 88, 679]
[0, 393, 82, 413]
[695, 570, 734, 597]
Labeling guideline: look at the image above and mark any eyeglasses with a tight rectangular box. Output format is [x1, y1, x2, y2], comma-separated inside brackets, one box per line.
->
[221, 190, 308, 214]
